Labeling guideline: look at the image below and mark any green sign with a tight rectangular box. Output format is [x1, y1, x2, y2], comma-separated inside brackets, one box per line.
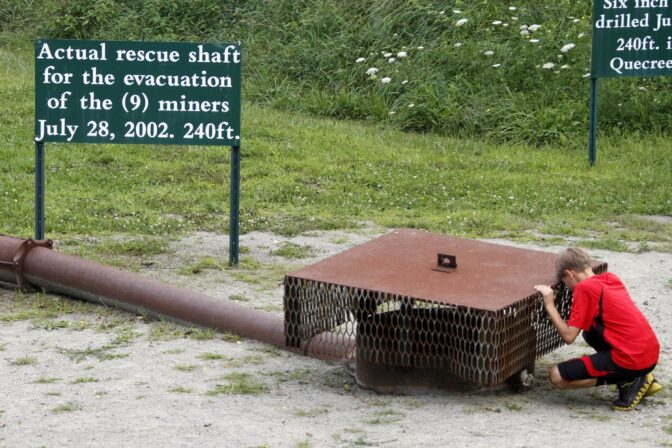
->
[35, 39, 241, 145]
[591, 1, 672, 77]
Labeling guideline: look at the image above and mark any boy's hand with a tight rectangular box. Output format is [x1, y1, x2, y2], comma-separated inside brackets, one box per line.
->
[534, 285, 555, 306]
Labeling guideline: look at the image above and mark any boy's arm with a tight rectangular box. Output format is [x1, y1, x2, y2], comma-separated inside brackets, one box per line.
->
[534, 285, 582, 344]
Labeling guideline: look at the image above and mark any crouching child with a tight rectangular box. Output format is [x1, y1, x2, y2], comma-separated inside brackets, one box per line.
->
[534, 247, 661, 411]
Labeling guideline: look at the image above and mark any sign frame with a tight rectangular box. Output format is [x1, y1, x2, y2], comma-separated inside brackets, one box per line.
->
[34, 39, 242, 265]
[589, 1, 671, 165]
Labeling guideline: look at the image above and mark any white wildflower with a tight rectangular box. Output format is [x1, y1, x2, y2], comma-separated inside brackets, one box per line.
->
[520, 25, 528, 30]
[380, 77, 392, 84]
[492, 64, 501, 68]
[503, 23, 509, 27]
[529, 24, 541, 31]
[578, 33, 585, 38]
[520, 30, 529, 36]
[401, 80, 408, 84]
[417, 46, 424, 50]
[573, 18, 580, 23]
[439, 10, 445, 15]
[454, 42, 462, 47]
[542, 62, 555, 69]
[366, 67, 379, 75]
[561, 64, 570, 69]
[484, 50, 494, 56]
[389, 111, 395, 115]
[453, 9, 461, 14]
[388, 57, 396, 63]
[511, 16, 519, 20]
[456, 18, 468, 26]
[509, 6, 517, 10]
[560, 43, 575, 53]
[530, 39, 540, 43]
[384, 52, 393, 58]
[492, 20, 502, 25]
[356, 57, 366, 63]
[408, 103, 415, 108]
[583, 73, 591, 78]
[397, 51, 407, 58]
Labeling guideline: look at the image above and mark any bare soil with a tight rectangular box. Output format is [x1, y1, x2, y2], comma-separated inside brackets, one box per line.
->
[1, 228, 670, 448]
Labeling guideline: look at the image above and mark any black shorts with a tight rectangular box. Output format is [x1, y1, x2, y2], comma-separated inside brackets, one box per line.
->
[558, 351, 655, 385]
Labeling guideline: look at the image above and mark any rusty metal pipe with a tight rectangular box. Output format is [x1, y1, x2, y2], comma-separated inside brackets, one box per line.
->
[0, 235, 351, 361]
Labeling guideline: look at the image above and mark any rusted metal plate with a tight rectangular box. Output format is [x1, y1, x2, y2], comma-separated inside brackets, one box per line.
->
[289, 229, 561, 312]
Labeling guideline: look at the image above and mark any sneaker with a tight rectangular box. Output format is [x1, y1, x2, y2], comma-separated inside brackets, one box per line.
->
[612, 374, 653, 411]
[644, 375, 662, 398]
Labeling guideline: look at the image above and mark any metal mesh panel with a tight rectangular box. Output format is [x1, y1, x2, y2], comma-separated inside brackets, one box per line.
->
[284, 263, 608, 386]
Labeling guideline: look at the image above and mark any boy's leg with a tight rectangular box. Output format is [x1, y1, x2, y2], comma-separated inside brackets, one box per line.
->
[549, 365, 597, 389]
[553, 353, 613, 390]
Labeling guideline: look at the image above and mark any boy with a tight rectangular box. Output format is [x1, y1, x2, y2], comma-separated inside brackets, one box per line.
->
[534, 247, 661, 411]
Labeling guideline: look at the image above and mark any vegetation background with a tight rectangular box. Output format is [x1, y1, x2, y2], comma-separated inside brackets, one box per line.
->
[3, 0, 672, 144]
[0, 0, 670, 249]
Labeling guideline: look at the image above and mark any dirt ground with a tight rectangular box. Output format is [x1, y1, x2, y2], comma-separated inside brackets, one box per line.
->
[1, 228, 670, 448]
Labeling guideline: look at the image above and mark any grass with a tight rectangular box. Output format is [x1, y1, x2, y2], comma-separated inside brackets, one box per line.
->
[0, 38, 670, 249]
[228, 258, 295, 291]
[162, 348, 185, 355]
[249, 345, 281, 357]
[149, 322, 186, 341]
[363, 409, 406, 425]
[94, 237, 172, 256]
[505, 402, 523, 411]
[148, 322, 217, 341]
[174, 364, 199, 372]
[111, 327, 142, 345]
[265, 368, 315, 385]
[33, 377, 61, 384]
[294, 407, 330, 418]
[197, 352, 229, 361]
[1, 292, 99, 323]
[270, 242, 315, 259]
[12, 356, 37, 366]
[168, 386, 193, 394]
[207, 372, 269, 395]
[71, 377, 99, 384]
[50, 402, 82, 414]
[184, 328, 216, 340]
[227, 294, 250, 302]
[178, 257, 223, 275]
[33, 319, 70, 331]
[57, 345, 128, 363]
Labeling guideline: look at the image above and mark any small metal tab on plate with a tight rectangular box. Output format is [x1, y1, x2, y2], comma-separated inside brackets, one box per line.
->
[432, 253, 457, 273]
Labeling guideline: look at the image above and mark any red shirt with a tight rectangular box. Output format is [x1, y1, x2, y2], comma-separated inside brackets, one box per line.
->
[568, 272, 659, 370]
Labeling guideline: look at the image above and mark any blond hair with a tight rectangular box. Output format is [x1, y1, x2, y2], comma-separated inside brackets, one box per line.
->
[556, 247, 592, 281]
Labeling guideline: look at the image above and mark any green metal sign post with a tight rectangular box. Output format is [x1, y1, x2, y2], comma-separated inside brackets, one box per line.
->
[589, 1, 672, 165]
[34, 39, 242, 265]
